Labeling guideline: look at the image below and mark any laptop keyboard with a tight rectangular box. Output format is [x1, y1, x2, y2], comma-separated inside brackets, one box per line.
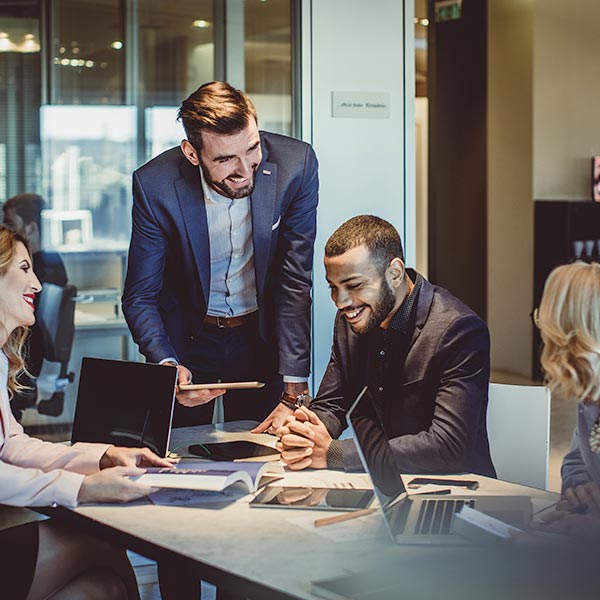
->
[414, 499, 475, 535]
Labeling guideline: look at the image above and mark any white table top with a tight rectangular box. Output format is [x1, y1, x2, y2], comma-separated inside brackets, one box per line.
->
[59, 421, 560, 600]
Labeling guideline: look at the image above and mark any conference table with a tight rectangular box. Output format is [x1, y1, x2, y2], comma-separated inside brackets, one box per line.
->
[42, 421, 563, 600]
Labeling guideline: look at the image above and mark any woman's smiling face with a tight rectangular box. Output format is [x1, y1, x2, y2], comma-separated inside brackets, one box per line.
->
[0, 241, 42, 338]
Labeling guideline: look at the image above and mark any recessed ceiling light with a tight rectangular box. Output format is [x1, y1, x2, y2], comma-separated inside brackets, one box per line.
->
[111, 41, 123, 50]
[193, 19, 210, 28]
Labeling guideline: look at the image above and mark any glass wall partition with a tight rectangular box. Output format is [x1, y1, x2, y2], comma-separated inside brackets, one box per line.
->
[245, 0, 292, 135]
[1, 0, 296, 432]
[139, 0, 213, 158]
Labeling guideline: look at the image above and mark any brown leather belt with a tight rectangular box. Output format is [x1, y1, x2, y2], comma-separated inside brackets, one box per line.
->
[203, 311, 258, 328]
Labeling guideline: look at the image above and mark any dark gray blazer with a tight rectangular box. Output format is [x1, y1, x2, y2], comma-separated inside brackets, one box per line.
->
[311, 273, 496, 477]
[122, 132, 318, 378]
[561, 401, 600, 492]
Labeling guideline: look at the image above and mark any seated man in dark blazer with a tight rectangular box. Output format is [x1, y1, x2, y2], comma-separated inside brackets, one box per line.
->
[276, 215, 496, 477]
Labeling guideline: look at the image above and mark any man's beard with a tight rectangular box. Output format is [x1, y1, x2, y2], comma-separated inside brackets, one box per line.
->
[199, 161, 257, 199]
[351, 279, 397, 336]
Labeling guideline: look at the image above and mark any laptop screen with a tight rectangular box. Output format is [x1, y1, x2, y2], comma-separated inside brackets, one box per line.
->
[346, 386, 408, 508]
[71, 357, 178, 457]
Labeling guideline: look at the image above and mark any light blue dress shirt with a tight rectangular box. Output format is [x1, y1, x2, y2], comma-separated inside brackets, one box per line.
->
[200, 167, 258, 318]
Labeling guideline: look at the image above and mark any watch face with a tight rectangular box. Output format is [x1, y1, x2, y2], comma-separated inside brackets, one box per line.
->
[297, 393, 312, 407]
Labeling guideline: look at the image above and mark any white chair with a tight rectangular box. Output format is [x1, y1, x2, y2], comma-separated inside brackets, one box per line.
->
[487, 383, 551, 490]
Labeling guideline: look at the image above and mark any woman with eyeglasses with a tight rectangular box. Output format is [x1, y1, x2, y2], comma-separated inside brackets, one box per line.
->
[536, 261, 600, 538]
[0, 225, 173, 599]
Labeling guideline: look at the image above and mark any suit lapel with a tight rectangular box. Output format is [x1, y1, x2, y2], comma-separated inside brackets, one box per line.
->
[251, 160, 277, 298]
[175, 160, 210, 305]
[408, 272, 433, 352]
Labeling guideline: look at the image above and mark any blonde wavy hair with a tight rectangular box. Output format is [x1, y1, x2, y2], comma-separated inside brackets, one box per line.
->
[0, 225, 32, 396]
[538, 261, 600, 405]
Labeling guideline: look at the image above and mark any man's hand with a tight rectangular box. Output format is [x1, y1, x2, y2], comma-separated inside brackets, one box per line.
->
[534, 510, 600, 541]
[78, 466, 157, 503]
[100, 446, 175, 469]
[276, 407, 332, 470]
[559, 482, 600, 515]
[173, 364, 226, 407]
[251, 382, 307, 434]
[252, 403, 293, 434]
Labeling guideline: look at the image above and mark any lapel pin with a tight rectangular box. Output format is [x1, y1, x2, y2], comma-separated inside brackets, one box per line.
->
[262, 169, 271, 176]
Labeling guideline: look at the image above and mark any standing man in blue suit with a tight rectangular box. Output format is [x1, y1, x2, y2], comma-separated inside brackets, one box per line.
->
[122, 81, 319, 430]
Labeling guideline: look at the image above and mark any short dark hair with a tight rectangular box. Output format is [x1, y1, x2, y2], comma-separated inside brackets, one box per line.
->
[325, 215, 404, 274]
[177, 81, 258, 152]
[2, 193, 45, 231]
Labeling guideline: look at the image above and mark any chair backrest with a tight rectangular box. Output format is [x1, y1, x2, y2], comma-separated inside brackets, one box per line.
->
[487, 383, 551, 490]
[36, 283, 77, 364]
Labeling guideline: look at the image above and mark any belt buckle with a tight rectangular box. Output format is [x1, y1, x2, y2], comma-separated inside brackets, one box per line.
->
[215, 316, 226, 328]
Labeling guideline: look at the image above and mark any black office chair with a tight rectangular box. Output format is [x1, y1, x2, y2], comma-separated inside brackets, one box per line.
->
[34, 283, 77, 417]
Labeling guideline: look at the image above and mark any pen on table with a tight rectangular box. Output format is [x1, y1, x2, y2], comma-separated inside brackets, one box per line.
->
[314, 507, 378, 528]
[412, 488, 452, 496]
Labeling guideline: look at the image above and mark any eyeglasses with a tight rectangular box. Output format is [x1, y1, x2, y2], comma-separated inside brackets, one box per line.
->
[529, 307, 540, 328]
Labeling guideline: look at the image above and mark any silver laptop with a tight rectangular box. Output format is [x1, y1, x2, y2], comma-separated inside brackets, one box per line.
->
[347, 386, 532, 545]
[71, 357, 178, 457]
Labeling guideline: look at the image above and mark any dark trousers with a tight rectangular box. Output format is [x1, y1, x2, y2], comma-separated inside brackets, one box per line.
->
[171, 320, 282, 427]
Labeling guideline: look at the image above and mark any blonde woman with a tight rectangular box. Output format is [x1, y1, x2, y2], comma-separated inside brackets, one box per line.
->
[536, 261, 600, 537]
[0, 225, 172, 599]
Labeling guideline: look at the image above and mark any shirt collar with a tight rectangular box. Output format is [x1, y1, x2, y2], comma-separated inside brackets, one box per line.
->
[388, 270, 422, 334]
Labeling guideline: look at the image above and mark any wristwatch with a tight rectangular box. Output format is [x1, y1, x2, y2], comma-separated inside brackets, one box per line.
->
[280, 390, 312, 410]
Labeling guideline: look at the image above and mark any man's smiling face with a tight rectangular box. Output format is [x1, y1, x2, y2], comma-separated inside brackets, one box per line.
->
[197, 120, 262, 199]
[324, 244, 399, 336]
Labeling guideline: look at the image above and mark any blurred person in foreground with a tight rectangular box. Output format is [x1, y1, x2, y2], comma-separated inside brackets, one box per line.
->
[0, 224, 173, 599]
[534, 261, 600, 540]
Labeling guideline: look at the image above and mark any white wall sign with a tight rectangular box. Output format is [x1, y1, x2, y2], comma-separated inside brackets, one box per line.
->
[331, 91, 391, 118]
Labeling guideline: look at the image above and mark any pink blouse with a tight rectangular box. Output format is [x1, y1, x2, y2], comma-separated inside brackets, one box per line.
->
[0, 352, 109, 507]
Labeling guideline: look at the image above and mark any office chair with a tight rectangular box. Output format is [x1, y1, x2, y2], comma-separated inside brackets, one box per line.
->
[487, 382, 551, 490]
[34, 283, 77, 417]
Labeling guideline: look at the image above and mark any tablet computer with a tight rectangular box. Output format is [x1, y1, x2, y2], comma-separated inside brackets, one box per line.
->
[178, 381, 264, 391]
[249, 486, 375, 511]
[189, 441, 278, 461]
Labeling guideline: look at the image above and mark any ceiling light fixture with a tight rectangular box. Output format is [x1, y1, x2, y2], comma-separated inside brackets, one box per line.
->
[0, 32, 16, 52]
[193, 19, 210, 28]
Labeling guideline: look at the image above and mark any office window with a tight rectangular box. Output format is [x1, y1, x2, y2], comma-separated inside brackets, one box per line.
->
[245, 0, 292, 135]
[139, 0, 214, 159]
[139, 0, 214, 106]
[49, 0, 125, 105]
[0, 7, 41, 198]
[1, 0, 297, 434]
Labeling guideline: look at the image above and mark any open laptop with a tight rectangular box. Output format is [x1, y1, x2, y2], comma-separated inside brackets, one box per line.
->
[71, 357, 178, 457]
[347, 386, 532, 545]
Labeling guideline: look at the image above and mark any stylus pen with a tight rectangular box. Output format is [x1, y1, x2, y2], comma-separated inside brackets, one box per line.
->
[314, 507, 378, 528]
[412, 488, 452, 496]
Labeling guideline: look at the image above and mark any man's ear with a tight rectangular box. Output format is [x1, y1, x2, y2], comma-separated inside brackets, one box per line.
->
[387, 257, 406, 289]
[180, 140, 200, 166]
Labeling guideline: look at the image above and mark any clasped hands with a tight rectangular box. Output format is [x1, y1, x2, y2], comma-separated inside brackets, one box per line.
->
[275, 406, 332, 470]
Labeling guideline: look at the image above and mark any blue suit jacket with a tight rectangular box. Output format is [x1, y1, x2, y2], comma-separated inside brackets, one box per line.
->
[122, 131, 319, 378]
